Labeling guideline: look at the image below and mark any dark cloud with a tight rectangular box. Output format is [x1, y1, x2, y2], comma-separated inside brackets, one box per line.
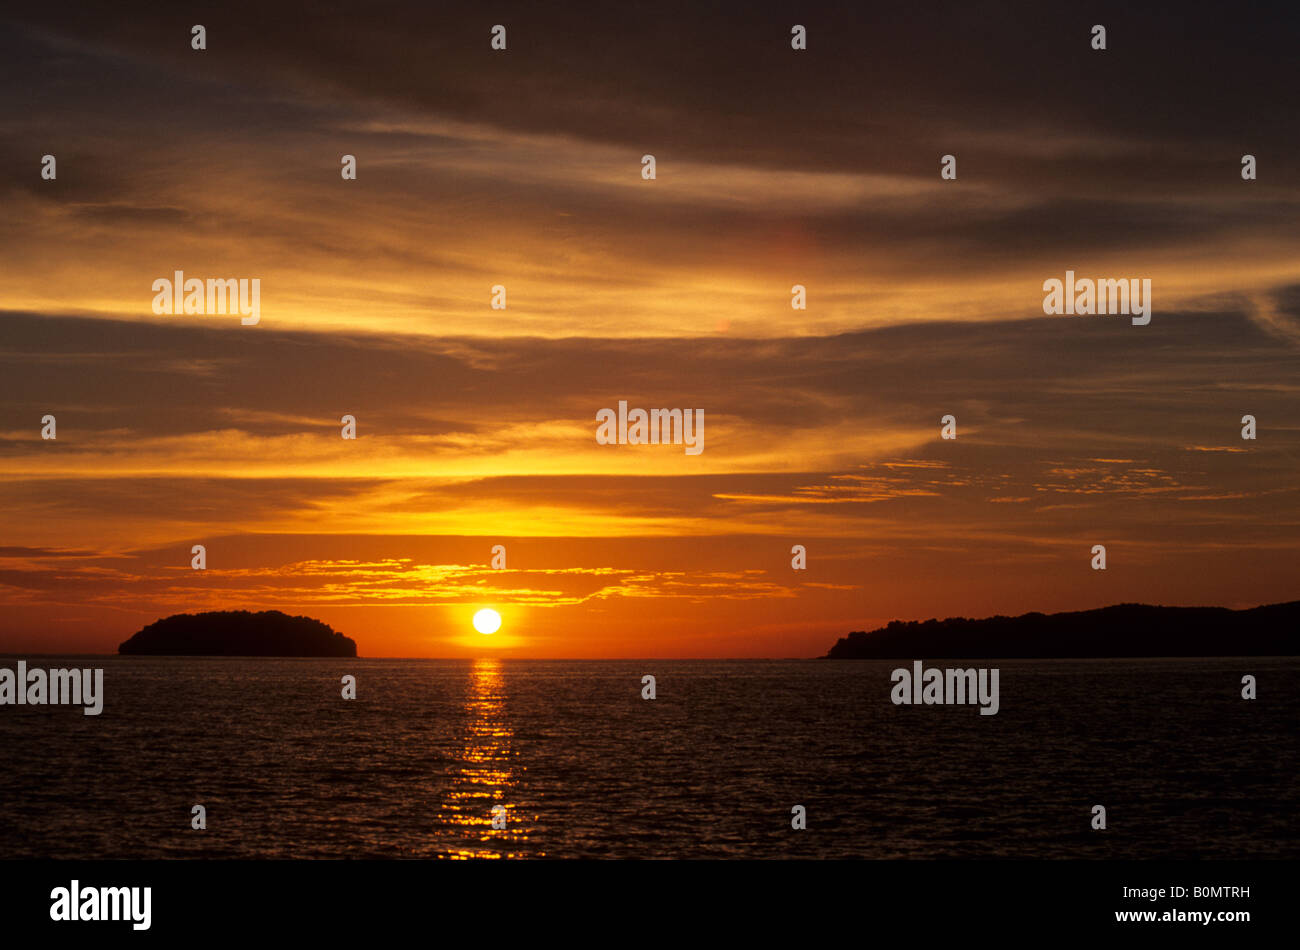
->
[65, 202, 192, 223]
[3, 5, 1296, 316]
[2, 304, 1297, 454]
[5, 1, 1299, 178]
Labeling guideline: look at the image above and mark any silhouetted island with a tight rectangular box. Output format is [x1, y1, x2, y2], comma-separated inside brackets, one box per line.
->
[118, 610, 357, 657]
[824, 601, 1299, 659]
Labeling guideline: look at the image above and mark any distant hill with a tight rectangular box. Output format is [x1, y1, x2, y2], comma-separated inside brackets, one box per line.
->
[118, 610, 357, 657]
[824, 601, 1299, 659]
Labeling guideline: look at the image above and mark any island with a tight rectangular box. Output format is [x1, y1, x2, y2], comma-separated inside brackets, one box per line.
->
[118, 610, 357, 657]
[824, 601, 1298, 659]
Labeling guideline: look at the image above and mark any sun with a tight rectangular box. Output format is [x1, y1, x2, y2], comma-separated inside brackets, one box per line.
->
[472, 608, 502, 634]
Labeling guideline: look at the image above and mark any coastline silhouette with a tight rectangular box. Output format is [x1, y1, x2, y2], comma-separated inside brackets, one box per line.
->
[825, 601, 1299, 659]
[118, 610, 357, 657]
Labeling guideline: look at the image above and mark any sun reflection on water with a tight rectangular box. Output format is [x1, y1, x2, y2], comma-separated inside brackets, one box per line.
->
[442, 658, 538, 858]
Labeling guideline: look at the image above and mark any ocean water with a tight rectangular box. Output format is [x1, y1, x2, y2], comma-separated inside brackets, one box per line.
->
[0, 656, 1295, 859]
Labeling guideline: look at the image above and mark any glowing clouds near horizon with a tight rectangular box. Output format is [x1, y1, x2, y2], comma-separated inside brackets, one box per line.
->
[473, 608, 502, 635]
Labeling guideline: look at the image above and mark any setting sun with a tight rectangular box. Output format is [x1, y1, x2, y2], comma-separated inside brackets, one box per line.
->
[473, 609, 502, 635]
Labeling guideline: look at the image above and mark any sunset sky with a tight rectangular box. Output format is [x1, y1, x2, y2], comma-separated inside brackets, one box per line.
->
[2, 1, 1298, 656]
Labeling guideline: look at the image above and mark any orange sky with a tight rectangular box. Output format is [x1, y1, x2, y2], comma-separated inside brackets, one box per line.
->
[2, 3, 1299, 656]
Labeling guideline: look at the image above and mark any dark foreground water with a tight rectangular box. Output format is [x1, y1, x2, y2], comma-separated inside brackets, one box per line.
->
[0, 657, 1295, 859]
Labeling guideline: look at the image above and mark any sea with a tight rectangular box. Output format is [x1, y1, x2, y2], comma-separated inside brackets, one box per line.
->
[1, 656, 1295, 860]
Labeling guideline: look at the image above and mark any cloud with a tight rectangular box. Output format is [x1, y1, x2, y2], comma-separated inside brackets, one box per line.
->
[3, 9, 1299, 337]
